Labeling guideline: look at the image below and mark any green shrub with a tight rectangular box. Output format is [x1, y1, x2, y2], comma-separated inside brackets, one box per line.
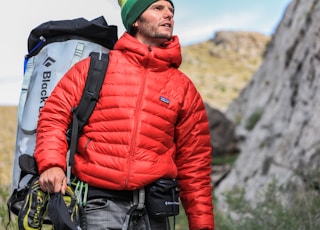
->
[215, 179, 320, 230]
[245, 110, 263, 131]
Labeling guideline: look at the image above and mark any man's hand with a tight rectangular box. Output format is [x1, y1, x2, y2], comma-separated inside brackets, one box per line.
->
[39, 167, 67, 194]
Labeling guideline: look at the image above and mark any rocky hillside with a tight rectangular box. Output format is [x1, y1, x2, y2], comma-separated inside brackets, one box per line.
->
[181, 31, 270, 111]
[216, 0, 320, 209]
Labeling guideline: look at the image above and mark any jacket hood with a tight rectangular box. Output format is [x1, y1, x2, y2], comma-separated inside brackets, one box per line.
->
[114, 32, 182, 70]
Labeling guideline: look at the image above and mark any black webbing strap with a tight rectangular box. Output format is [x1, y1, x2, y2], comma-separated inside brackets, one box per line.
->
[68, 52, 109, 170]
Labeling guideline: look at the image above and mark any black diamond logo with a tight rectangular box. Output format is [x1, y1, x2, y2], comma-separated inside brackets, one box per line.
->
[43, 57, 56, 67]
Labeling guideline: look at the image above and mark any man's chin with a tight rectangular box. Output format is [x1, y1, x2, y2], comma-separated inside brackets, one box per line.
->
[156, 33, 172, 40]
[154, 37, 172, 45]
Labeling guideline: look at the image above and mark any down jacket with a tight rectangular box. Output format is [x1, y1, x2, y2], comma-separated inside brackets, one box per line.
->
[35, 32, 214, 229]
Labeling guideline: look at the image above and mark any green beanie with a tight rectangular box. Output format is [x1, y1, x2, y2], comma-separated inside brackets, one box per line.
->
[118, 0, 174, 33]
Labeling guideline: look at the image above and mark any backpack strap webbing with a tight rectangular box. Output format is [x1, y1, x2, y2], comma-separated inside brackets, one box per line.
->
[67, 52, 109, 182]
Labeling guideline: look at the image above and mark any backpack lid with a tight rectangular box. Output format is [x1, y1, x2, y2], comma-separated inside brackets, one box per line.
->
[27, 16, 118, 53]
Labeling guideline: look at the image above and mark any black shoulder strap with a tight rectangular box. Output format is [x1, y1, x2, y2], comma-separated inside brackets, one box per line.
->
[67, 52, 109, 180]
[75, 52, 109, 130]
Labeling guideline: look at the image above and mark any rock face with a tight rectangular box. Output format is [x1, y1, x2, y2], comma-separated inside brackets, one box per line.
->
[215, 0, 320, 207]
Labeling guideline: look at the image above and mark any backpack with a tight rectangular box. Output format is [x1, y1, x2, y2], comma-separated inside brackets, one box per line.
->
[7, 16, 118, 222]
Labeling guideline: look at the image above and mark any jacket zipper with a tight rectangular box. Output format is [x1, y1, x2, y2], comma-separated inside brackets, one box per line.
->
[125, 47, 151, 188]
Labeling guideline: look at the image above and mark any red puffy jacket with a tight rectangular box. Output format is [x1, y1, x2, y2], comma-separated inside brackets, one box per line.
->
[35, 32, 214, 229]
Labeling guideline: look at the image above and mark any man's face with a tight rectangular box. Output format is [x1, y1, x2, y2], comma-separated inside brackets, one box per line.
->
[133, 0, 174, 46]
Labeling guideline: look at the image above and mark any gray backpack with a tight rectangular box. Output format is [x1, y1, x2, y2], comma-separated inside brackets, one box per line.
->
[7, 16, 117, 222]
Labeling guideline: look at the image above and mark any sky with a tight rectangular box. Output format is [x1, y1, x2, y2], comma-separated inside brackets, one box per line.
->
[0, 0, 292, 105]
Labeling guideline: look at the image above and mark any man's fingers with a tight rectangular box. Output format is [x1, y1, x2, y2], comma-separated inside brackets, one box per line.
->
[60, 177, 67, 195]
[39, 176, 52, 193]
[39, 167, 66, 194]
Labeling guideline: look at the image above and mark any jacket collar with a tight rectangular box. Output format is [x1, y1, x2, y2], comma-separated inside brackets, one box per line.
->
[114, 32, 182, 71]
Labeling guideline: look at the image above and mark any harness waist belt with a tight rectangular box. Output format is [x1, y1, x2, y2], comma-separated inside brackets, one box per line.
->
[87, 187, 133, 201]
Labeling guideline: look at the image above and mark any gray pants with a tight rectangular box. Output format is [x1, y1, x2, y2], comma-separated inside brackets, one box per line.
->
[85, 198, 170, 230]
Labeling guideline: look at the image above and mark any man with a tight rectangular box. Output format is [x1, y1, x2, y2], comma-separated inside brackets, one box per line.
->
[34, 0, 214, 229]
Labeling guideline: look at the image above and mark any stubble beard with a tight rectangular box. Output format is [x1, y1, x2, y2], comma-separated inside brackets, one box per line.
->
[138, 18, 172, 42]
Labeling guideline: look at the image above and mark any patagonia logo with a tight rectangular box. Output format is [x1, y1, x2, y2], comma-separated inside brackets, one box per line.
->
[160, 96, 170, 104]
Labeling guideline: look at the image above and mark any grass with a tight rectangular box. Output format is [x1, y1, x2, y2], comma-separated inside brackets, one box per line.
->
[212, 154, 239, 165]
[0, 186, 17, 230]
[0, 106, 17, 187]
[0, 106, 18, 229]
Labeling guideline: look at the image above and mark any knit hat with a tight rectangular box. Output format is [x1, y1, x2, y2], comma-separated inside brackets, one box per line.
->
[118, 0, 174, 33]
